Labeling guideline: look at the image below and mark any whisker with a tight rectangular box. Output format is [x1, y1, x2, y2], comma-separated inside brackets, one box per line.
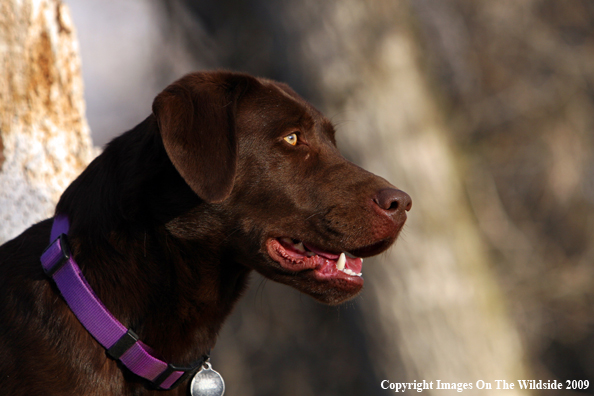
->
[254, 276, 269, 307]
[304, 210, 325, 221]
[222, 227, 242, 242]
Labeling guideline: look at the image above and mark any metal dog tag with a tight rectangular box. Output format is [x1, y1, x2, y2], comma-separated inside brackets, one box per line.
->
[190, 361, 225, 396]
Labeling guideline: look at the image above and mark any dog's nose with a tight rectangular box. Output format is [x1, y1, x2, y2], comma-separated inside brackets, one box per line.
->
[373, 188, 412, 214]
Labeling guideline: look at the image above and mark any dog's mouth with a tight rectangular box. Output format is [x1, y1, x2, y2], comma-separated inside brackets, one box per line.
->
[266, 237, 364, 281]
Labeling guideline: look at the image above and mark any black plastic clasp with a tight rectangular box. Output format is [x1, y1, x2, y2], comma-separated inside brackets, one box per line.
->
[42, 234, 71, 277]
[152, 355, 209, 390]
[107, 329, 139, 360]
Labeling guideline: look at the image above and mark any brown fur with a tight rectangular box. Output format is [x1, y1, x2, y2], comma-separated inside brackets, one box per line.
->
[0, 71, 411, 395]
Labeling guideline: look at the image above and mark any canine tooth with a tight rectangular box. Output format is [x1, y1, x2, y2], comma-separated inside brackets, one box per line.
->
[336, 253, 346, 271]
[294, 242, 306, 252]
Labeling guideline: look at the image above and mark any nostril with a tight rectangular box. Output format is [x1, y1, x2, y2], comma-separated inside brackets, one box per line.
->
[374, 188, 412, 213]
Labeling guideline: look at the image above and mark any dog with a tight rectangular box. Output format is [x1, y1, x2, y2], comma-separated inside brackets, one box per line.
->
[0, 71, 411, 395]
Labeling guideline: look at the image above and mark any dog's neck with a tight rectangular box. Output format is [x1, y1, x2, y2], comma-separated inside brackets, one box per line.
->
[54, 116, 251, 365]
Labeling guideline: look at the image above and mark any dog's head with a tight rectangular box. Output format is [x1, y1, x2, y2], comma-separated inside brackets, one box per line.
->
[153, 71, 411, 305]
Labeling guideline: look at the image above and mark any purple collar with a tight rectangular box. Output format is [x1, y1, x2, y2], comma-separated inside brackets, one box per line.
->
[40, 215, 208, 390]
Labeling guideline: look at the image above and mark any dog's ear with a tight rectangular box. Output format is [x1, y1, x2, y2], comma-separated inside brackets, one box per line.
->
[152, 73, 247, 203]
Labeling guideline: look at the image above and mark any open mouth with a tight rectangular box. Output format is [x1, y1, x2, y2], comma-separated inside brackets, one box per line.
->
[266, 237, 364, 280]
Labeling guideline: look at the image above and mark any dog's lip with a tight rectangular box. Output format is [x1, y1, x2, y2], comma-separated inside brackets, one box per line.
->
[266, 238, 364, 279]
[349, 239, 394, 258]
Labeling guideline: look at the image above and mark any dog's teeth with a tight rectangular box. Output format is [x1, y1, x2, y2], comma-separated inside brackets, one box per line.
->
[337, 265, 363, 277]
[281, 237, 293, 245]
[294, 242, 306, 252]
[336, 253, 346, 271]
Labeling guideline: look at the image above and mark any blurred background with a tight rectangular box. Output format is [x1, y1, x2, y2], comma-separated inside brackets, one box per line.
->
[10, 0, 594, 394]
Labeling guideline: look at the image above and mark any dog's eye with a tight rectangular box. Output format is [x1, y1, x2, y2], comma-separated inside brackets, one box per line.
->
[283, 133, 298, 146]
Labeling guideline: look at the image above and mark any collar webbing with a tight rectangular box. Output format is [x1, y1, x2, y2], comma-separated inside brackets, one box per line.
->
[40, 215, 207, 390]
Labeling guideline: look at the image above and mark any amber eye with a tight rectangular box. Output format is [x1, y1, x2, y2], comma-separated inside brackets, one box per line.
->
[283, 133, 298, 146]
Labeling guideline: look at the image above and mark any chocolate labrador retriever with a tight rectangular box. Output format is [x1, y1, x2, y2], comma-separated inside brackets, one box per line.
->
[0, 71, 411, 395]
